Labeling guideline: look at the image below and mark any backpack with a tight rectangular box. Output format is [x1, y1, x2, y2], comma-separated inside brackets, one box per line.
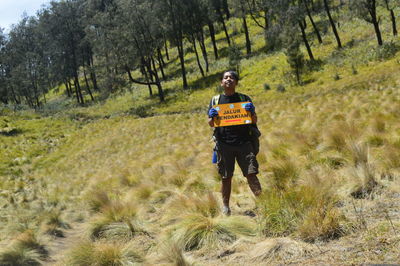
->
[211, 93, 261, 155]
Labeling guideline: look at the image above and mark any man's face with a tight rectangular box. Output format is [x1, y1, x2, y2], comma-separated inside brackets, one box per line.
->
[221, 72, 237, 90]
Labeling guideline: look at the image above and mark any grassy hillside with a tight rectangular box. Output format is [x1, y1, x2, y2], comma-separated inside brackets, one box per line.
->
[1, 7, 400, 265]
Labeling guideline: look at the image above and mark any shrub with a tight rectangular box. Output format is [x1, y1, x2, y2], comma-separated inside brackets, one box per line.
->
[263, 83, 271, 91]
[351, 65, 358, 75]
[373, 42, 399, 61]
[228, 44, 242, 74]
[333, 73, 341, 81]
[276, 84, 286, 93]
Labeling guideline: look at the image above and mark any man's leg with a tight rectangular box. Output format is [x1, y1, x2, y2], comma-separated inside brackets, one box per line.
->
[246, 173, 262, 196]
[237, 142, 262, 196]
[217, 142, 235, 215]
[221, 177, 232, 215]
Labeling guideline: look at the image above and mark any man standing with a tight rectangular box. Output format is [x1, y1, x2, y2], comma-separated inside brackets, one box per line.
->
[208, 70, 262, 216]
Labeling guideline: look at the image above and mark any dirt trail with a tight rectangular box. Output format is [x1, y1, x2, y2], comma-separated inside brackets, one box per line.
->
[43, 222, 86, 266]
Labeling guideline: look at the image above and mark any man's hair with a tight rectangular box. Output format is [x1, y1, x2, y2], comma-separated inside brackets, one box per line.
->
[222, 70, 239, 81]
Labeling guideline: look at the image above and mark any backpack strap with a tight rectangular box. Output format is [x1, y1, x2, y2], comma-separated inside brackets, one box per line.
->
[237, 93, 249, 102]
[212, 94, 221, 106]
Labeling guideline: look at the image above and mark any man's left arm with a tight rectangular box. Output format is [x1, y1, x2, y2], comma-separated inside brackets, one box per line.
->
[244, 97, 257, 124]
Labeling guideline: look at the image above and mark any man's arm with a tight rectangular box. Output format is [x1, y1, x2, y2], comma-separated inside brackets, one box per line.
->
[208, 117, 215, 127]
[251, 112, 257, 124]
[207, 99, 217, 127]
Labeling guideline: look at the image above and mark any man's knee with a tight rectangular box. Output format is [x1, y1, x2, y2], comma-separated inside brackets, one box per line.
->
[222, 176, 233, 183]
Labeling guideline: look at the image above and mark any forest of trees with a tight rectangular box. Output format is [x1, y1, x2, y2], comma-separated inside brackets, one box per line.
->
[0, 0, 398, 108]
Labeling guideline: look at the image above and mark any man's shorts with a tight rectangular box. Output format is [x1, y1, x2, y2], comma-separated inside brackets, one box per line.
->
[216, 141, 259, 178]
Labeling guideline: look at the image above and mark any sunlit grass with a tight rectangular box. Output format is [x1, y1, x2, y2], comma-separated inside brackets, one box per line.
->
[1, 6, 400, 265]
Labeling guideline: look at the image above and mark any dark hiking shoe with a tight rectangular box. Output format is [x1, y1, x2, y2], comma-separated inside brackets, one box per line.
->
[222, 206, 231, 216]
[243, 210, 256, 217]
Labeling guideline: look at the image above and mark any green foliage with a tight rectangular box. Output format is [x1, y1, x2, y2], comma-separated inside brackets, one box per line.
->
[276, 84, 286, 93]
[372, 42, 400, 61]
[228, 44, 243, 74]
[285, 40, 305, 85]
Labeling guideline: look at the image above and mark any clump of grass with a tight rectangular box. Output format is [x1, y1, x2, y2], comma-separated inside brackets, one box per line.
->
[268, 159, 299, 191]
[347, 141, 369, 167]
[65, 240, 144, 265]
[87, 200, 140, 240]
[366, 135, 385, 147]
[333, 73, 341, 80]
[40, 209, 70, 237]
[0, 230, 47, 265]
[0, 246, 43, 266]
[276, 84, 286, 93]
[348, 162, 378, 199]
[263, 83, 271, 91]
[298, 200, 346, 242]
[11, 230, 48, 258]
[257, 185, 344, 241]
[86, 190, 111, 212]
[165, 192, 220, 219]
[156, 241, 193, 266]
[168, 213, 256, 251]
[249, 238, 316, 263]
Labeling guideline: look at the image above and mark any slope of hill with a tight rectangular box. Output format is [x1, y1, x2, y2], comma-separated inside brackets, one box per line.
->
[1, 9, 400, 265]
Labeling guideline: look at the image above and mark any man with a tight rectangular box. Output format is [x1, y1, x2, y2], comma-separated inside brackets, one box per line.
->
[208, 70, 262, 216]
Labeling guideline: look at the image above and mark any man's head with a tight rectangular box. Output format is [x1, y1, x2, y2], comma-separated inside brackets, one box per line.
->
[221, 70, 239, 92]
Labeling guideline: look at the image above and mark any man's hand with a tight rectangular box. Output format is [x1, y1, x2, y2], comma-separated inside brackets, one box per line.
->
[208, 108, 218, 118]
[245, 102, 255, 114]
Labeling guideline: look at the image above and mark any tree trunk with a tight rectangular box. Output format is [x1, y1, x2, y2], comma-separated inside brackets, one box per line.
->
[83, 67, 95, 101]
[89, 52, 100, 91]
[299, 20, 315, 61]
[72, 79, 80, 104]
[198, 29, 209, 72]
[177, 41, 188, 89]
[372, 20, 383, 45]
[208, 22, 219, 60]
[218, 10, 231, 46]
[156, 49, 166, 80]
[151, 56, 164, 102]
[140, 64, 153, 96]
[64, 81, 71, 97]
[369, 0, 383, 45]
[264, 8, 269, 29]
[222, 0, 230, 19]
[191, 34, 205, 77]
[68, 80, 74, 98]
[305, 1, 323, 44]
[157, 48, 166, 67]
[324, 0, 342, 48]
[74, 76, 84, 104]
[389, 9, 397, 36]
[242, 15, 252, 55]
[164, 37, 170, 61]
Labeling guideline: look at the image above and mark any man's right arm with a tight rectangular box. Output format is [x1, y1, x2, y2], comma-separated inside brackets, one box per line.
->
[207, 100, 217, 127]
[208, 117, 215, 127]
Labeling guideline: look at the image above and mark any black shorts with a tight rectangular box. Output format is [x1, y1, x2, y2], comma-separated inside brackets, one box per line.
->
[216, 141, 259, 178]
